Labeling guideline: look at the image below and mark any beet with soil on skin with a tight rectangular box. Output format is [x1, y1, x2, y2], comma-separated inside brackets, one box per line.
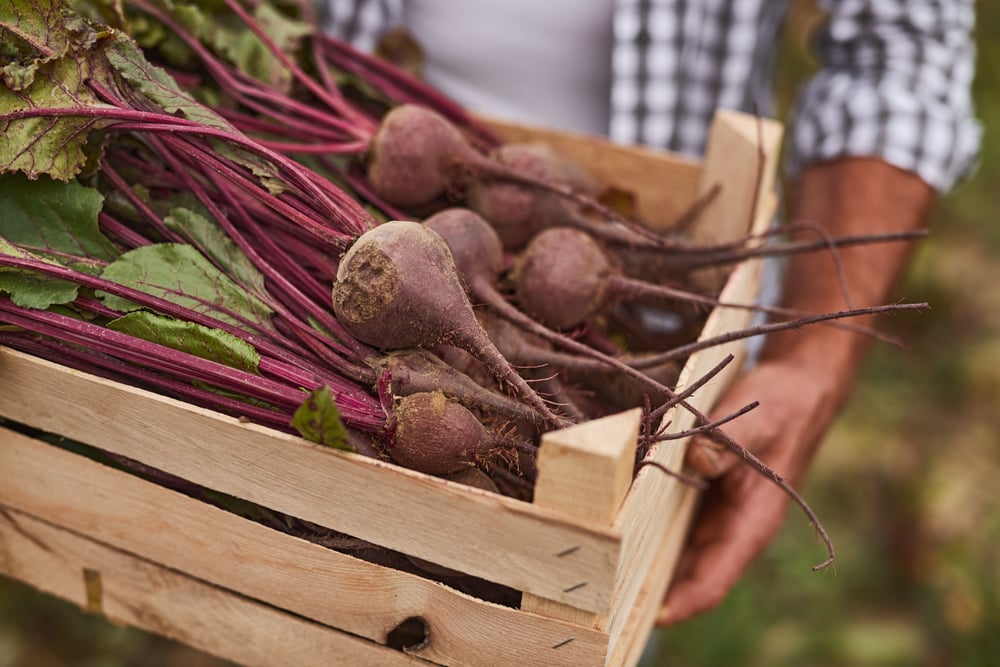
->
[389, 391, 496, 475]
[365, 104, 485, 207]
[511, 226, 614, 331]
[332, 220, 566, 427]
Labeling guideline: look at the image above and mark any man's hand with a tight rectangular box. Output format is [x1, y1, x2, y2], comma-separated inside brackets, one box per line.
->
[658, 359, 842, 624]
[658, 157, 934, 626]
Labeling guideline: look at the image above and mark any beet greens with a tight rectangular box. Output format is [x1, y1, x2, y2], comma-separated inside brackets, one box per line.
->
[2, 1, 939, 585]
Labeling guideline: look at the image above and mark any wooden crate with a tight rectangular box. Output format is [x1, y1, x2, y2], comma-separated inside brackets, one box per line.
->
[0, 109, 782, 667]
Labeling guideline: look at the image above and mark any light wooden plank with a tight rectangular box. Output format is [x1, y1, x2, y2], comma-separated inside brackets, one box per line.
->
[607, 108, 782, 655]
[520, 409, 641, 629]
[608, 485, 701, 667]
[0, 427, 609, 667]
[0, 347, 619, 614]
[690, 109, 784, 245]
[533, 408, 642, 524]
[687, 110, 783, 292]
[0, 506, 427, 667]
[483, 117, 703, 230]
[607, 222, 769, 655]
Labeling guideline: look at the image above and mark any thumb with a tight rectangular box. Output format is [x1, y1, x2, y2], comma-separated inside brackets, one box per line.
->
[686, 431, 731, 479]
[684, 379, 766, 478]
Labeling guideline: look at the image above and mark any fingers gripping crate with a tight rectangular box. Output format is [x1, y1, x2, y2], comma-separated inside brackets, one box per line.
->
[0, 109, 782, 667]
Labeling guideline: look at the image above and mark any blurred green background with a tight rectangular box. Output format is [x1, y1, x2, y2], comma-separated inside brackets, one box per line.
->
[2, 1, 998, 665]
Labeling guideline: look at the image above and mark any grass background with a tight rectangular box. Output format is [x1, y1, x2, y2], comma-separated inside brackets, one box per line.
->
[2, 1, 998, 664]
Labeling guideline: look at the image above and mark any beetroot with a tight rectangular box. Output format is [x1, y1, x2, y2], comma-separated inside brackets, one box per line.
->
[442, 467, 501, 494]
[365, 105, 484, 207]
[464, 143, 596, 249]
[464, 142, 669, 250]
[512, 226, 781, 332]
[332, 220, 566, 427]
[422, 209, 687, 410]
[368, 349, 540, 424]
[511, 227, 614, 331]
[365, 107, 667, 250]
[389, 391, 496, 474]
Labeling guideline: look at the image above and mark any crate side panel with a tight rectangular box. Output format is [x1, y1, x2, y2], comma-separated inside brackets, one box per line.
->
[607, 174, 776, 650]
[0, 426, 609, 667]
[610, 243, 766, 639]
[520, 409, 641, 627]
[0, 348, 618, 613]
[607, 486, 701, 667]
[689, 110, 784, 245]
[0, 507, 428, 667]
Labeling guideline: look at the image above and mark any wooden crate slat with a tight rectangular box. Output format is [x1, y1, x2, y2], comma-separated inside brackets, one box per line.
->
[0, 347, 619, 613]
[604, 110, 783, 657]
[532, 408, 641, 524]
[0, 426, 609, 667]
[606, 486, 701, 667]
[689, 111, 784, 246]
[519, 409, 641, 627]
[686, 112, 784, 292]
[0, 506, 429, 667]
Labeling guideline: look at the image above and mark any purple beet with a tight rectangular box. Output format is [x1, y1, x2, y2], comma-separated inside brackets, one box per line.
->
[331, 220, 565, 427]
[389, 391, 497, 475]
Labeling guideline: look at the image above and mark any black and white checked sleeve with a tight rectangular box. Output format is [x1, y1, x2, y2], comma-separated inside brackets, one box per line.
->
[320, 0, 402, 52]
[789, 0, 981, 192]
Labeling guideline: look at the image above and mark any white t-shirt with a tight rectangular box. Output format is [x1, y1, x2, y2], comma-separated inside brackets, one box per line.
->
[401, 0, 615, 135]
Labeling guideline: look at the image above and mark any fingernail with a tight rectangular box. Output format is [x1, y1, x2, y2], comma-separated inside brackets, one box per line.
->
[657, 604, 673, 626]
[689, 442, 722, 477]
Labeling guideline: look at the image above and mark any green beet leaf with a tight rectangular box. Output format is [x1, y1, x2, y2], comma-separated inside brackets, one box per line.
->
[0, 0, 120, 180]
[104, 36, 233, 131]
[0, 172, 117, 270]
[292, 385, 352, 451]
[100, 243, 274, 331]
[1, 0, 97, 91]
[0, 237, 78, 308]
[164, 205, 268, 298]
[173, 0, 311, 94]
[107, 310, 261, 373]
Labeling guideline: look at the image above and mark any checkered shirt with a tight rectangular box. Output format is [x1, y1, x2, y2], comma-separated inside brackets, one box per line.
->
[321, 0, 980, 192]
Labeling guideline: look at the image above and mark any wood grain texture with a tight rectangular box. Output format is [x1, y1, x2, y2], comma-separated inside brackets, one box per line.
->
[0, 506, 427, 667]
[533, 409, 641, 524]
[691, 110, 784, 246]
[520, 409, 641, 630]
[0, 347, 619, 614]
[0, 427, 609, 667]
[608, 485, 701, 667]
[605, 109, 783, 663]
[686, 110, 783, 292]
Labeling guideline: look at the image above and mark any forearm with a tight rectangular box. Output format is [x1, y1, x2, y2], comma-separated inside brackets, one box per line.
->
[762, 157, 934, 388]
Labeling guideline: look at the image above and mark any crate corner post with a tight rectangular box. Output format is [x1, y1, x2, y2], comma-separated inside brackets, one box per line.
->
[520, 408, 641, 638]
[693, 108, 784, 245]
